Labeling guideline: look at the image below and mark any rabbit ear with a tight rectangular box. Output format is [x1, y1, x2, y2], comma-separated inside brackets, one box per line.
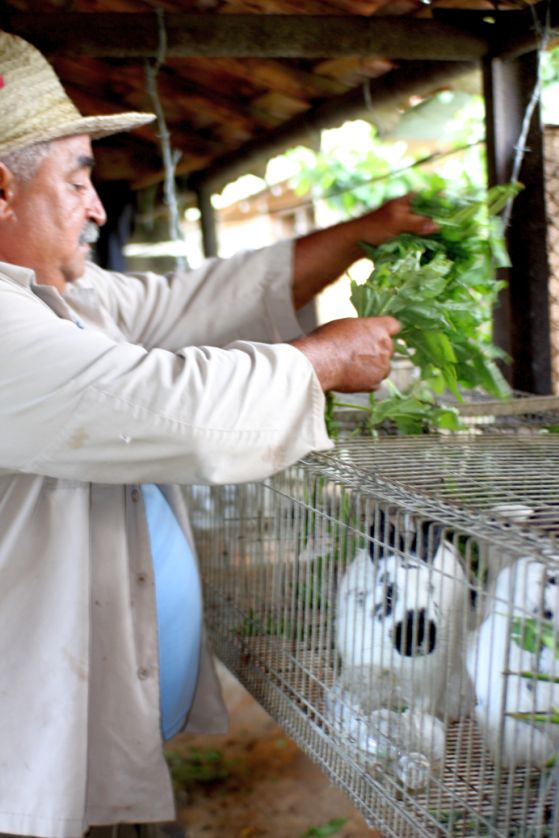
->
[369, 507, 398, 562]
[369, 508, 443, 564]
[411, 519, 443, 562]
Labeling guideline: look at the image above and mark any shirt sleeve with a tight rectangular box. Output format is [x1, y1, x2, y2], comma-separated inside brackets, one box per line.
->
[0, 280, 332, 485]
[84, 240, 304, 350]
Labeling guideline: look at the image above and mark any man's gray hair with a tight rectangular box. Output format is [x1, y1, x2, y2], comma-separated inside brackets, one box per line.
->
[0, 141, 51, 182]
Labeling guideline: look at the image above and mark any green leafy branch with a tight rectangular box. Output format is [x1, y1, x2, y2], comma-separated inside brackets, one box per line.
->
[340, 180, 523, 435]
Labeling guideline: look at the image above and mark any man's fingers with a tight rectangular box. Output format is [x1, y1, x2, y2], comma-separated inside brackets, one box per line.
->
[348, 315, 401, 340]
[373, 315, 401, 337]
[418, 218, 439, 234]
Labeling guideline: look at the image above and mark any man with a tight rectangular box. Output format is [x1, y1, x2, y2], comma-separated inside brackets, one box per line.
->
[0, 30, 437, 838]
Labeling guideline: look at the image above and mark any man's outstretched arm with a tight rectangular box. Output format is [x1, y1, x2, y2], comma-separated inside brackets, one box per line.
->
[292, 194, 438, 309]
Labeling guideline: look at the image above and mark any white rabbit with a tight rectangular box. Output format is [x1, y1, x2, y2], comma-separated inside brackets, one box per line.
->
[470, 502, 559, 624]
[335, 511, 473, 721]
[467, 554, 559, 769]
[469, 503, 537, 622]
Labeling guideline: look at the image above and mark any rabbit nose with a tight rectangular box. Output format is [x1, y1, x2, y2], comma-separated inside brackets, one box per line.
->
[393, 608, 437, 657]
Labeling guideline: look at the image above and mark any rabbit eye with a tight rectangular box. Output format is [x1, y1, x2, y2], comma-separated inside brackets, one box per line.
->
[401, 561, 419, 571]
[374, 582, 395, 620]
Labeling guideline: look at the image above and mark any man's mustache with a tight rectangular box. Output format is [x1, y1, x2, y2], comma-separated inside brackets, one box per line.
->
[79, 222, 100, 245]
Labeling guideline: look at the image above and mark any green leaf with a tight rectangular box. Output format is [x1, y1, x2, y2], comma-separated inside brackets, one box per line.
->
[164, 748, 230, 788]
[421, 330, 458, 364]
[486, 181, 524, 215]
[467, 349, 511, 399]
[511, 616, 559, 658]
[507, 710, 559, 725]
[488, 215, 512, 268]
[300, 818, 348, 837]
[519, 670, 559, 685]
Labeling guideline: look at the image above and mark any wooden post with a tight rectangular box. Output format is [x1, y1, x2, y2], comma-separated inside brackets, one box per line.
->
[483, 50, 552, 394]
[94, 180, 134, 272]
[195, 183, 218, 258]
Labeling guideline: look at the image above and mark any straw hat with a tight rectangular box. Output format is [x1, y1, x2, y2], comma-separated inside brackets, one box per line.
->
[0, 30, 156, 156]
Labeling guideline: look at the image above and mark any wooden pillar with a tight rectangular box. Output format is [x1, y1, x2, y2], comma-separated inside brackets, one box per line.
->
[483, 50, 552, 394]
[195, 183, 218, 258]
[94, 180, 134, 272]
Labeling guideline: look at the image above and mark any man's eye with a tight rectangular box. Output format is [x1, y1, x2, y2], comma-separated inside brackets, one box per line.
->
[72, 183, 87, 192]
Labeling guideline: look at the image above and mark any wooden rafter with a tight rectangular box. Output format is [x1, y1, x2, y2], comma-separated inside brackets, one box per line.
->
[185, 58, 476, 191]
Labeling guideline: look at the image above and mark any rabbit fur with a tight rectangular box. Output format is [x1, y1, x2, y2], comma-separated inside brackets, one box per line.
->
[466, 554, 559, 768]
[335, 509, 473, 722]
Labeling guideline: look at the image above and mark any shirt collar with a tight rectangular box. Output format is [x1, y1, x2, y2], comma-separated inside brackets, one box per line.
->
[0, 259, 96, 297]
[0, 259, 36, 288]
[0, 259, 94, 324]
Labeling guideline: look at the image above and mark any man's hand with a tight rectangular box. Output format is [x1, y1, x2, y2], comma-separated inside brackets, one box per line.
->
[355, 194, 439, 244]
[292, 193, 438, 309]
[290, 316, 400, 393]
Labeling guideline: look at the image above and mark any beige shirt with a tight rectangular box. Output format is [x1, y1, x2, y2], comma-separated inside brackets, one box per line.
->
[0, 243, 332, 838]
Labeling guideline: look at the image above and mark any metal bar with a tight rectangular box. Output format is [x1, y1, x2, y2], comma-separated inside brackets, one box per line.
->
[456, 394, 559, 417]
[483, 51, 552, 395]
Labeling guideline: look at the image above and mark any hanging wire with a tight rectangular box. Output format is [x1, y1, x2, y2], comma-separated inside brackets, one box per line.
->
[144, 7, 189, 271]
[362, 78, 375, 115]
[219, 140, 484, 223]
[502, 0, 552, 229]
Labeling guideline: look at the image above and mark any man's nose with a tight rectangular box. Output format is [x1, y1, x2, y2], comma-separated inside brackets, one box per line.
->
[89, 187, 107, 227]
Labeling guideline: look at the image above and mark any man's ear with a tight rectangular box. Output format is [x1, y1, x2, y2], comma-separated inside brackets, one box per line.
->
[0, 164, 16, 220]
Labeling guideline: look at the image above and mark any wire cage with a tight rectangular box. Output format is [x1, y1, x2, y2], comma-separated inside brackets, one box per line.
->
[184, 402, 559, 838]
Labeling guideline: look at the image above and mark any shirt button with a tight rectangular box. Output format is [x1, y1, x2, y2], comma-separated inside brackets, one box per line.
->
[138, 666, 150, 680]
[131, 488, 140, 502]
[137, 573, 147, 584]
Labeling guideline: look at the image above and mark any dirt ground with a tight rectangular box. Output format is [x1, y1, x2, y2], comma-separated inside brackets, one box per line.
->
[167, 661, 384, 838]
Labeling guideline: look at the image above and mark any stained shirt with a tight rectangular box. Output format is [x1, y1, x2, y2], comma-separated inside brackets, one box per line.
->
[0, 245, 331, 838]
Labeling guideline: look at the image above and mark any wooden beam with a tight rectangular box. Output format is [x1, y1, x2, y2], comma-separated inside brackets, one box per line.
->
[186, 59, 476, 194]
[498, 25, 559, 63]
[483, 51, 553, 395]
[433, 2, 559, 62]
[194, 184, 218, 258]
[1, 12, 491, 60]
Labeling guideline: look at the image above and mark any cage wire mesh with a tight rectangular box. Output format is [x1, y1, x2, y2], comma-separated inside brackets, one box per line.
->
[184, 407, 559, 838]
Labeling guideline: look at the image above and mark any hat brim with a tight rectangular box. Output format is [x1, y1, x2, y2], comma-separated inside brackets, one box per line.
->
[0, 111, 156, 157]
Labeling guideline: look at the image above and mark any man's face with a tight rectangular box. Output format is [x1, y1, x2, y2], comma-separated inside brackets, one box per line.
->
[1, 135, 107, 291]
